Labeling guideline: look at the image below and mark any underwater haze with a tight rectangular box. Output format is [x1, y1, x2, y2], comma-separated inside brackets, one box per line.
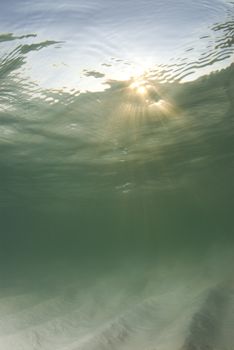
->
[0, 0, 234, 349]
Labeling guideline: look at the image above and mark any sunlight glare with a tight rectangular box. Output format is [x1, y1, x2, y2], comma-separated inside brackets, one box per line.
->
[129, 80, 148, 95]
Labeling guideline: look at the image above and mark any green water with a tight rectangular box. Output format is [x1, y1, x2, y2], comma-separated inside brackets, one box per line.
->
[0, 0, 234, 349]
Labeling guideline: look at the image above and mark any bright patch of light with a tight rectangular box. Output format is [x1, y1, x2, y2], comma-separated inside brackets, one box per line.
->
[136, 86, 147, 94]
[129, 79, 148, 96]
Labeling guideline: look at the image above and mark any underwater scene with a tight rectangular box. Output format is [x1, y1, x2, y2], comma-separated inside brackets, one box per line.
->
[0, 0, 234, 349]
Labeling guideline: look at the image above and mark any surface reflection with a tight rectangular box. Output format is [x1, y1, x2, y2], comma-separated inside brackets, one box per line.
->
[0, 0, 233, 91]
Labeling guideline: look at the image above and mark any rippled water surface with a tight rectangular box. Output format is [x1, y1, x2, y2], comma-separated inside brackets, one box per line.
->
[0, 0, 234, 349]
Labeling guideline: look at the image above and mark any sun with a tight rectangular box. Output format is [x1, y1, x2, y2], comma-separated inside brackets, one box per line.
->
[136, 86, 147, 95]
[129, 80, 148, 96]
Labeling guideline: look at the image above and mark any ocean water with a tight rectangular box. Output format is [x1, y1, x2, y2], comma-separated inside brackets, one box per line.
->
[0, 0, 234, 349]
